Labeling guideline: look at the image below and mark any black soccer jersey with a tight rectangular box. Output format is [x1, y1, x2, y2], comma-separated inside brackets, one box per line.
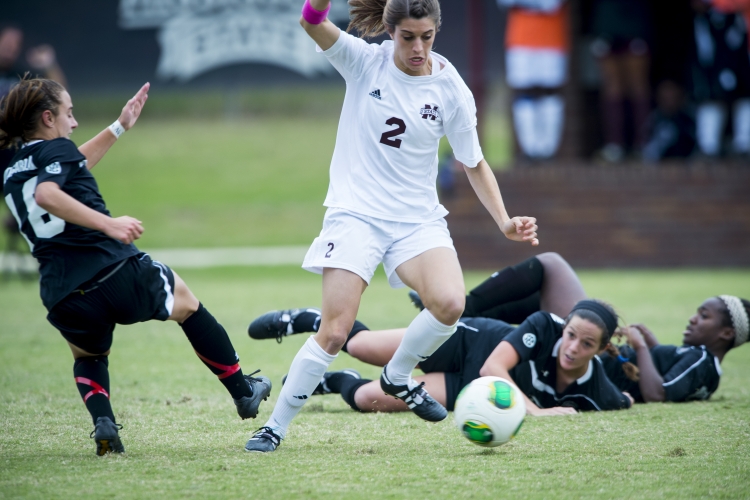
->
[601, 344, 722, 403]
[506, 311, 632, 412]
[2, 138, 138, 309]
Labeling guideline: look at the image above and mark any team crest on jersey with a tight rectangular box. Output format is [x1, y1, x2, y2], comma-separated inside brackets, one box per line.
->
[522, 333, 537, 348]
[420, 104, 440, 121]
[46, 162, 62, 175]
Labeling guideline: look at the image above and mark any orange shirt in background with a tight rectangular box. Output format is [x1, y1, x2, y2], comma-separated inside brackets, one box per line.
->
[505, 3, 570, 51]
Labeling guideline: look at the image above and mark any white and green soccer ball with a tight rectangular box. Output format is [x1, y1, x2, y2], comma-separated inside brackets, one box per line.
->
[453, 376, 526, 447]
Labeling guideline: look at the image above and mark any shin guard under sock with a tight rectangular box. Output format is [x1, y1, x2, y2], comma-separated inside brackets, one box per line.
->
[340, 378, 373, 412]
[265, 337, 336, 438]
[180, 303, 251, 400]
[74, 356, 115, 425]
[341, 320, 369, 353]
[464, 256, 544, 317]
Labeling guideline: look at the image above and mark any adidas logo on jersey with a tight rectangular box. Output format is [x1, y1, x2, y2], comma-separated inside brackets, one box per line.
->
[369, 89, 381, 100]
[420, 104, 439, 120]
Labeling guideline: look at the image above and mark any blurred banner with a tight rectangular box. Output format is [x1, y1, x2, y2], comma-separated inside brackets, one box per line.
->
[118, 0, 350, 81]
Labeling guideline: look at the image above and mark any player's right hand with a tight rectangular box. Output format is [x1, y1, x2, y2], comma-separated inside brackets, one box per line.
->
[105, 216, 143, 244]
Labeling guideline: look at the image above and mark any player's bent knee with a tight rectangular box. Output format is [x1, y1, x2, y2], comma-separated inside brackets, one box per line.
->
[429, 295, 465, 325]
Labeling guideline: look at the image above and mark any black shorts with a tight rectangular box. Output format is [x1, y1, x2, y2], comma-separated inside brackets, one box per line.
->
[47, 253, 176, 353]
[418, 317, 514, 411]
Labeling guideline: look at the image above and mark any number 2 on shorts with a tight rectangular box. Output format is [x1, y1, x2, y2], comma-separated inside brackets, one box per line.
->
[325, 242, 334, 258]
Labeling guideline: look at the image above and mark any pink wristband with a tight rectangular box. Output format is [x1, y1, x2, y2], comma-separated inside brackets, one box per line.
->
[302, 0, 330, 24]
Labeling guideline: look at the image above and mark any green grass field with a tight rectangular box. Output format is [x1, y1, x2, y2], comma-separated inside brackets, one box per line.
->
[0, 104, 749, 498]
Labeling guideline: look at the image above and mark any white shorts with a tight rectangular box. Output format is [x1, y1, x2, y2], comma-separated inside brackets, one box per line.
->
[302, 208, 455, 288]
[506, 47, 568, 89]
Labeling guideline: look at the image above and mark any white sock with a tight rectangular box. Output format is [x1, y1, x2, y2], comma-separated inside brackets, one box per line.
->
[696, 102, 726, 156]
[733, 98, 750, 153]
[264, 336, 336, 438]
[513, 98, 539, 158]
[536, 95, 565, 158]
[385, 309, 457, 388]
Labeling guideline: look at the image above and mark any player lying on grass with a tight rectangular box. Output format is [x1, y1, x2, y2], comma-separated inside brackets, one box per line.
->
[249, 255, 634, 414]
[0, 78, 271, 456]
[408, 252, 749, 403]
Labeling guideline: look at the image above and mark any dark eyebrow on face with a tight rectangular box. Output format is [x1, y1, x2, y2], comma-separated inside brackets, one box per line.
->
[401, 29, 434, 35]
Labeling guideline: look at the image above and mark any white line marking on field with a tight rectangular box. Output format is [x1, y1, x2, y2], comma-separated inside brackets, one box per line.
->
[0, 246, 309, 272]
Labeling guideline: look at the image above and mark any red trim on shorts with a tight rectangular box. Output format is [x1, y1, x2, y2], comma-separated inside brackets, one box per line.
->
[75, 377, 110, 401]
[195, 352, 241, 379]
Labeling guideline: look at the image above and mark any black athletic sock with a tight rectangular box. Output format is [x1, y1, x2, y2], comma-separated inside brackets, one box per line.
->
[341, 320, 369, 353]
[292, 310, 321, 333]
[74, 356, 116, 425]
[464, 256, 544, 317]
[180, 303, 252, 400]
[340, 377, 372, 411]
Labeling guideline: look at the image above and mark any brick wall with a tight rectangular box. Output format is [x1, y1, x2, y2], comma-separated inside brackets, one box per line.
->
[444, 164, 750, 268]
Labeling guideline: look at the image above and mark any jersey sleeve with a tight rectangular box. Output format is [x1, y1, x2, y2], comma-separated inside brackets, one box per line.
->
[503, 311, 560, 364]
[592, 359, 633, 410]
[443, 79, 483, 168]
[319, 29, 380, 82]
[35, 139, 86, 188]
[660, 348, 714, 402]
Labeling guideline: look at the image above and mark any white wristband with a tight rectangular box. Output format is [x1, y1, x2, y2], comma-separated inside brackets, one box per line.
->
[108, 120, 125, 139]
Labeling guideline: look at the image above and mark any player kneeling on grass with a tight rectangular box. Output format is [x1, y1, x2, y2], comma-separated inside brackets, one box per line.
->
[249, 299, 634, 415]
[0, 78, 271, 456]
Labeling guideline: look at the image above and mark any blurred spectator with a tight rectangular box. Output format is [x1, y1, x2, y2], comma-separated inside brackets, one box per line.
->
[0, 24, 66, 279]
[590, 0, 653, 162]
[498, 0, 569, 162]
[642, 80, 697, 162]
[691, 0, 750, 158]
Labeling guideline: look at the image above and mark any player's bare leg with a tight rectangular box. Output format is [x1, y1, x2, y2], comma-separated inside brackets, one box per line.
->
[377, 248, 464, 422]
[537, 252, 587, 317]
[246, 268, 366, 452]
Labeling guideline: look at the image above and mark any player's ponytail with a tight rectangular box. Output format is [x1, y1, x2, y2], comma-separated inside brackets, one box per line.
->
[348, 0, 442, 38]
[603, 343, 640, 382]
[0, 76, 64, 150]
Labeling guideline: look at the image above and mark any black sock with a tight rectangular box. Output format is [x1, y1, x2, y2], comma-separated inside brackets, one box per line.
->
[180, 303, 252, 400]
[341, 320, 369, 353]
[74, 356, 115, 425]
[340, 378, 372, 411]
[292, 309, 321, 333]
[464, 256, 544, 317]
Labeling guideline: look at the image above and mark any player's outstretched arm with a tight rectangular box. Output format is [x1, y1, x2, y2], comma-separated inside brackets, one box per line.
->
[479, 341, 577, 416]
[78, 83, 150, 170]
[464, 159, 539, 246]
[299, 0, 340, 51]
[620, 326, 666, 402]
[35, 182, 143, 244]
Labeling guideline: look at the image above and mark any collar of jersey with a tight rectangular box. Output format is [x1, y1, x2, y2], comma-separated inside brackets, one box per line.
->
[551, 337, 594, 385]
[383, 40, 449, 83]
[22, 140, 44, 148]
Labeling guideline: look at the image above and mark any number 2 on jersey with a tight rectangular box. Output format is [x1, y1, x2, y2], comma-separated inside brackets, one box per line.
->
[379, 117, 406, 149]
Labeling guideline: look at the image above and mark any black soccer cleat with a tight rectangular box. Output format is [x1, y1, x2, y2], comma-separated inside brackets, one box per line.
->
[247, 308, 320, 343]
[245, 426, 282, 453]
[408, 290, 425, 311]
[91, 416, 125, 456]
[234, 370, 272, 420]
[281, 369, 361, 396]
[380, 365, 447, 422]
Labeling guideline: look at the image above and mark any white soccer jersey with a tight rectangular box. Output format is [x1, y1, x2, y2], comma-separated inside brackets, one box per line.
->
[319, 30, 484, 223]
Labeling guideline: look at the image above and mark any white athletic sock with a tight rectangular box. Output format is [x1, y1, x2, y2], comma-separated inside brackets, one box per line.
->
[732, 98, 750, 153]
[265, 336, 336, 438]
[385, 309, 457, 388]
[536, 95, 565, 158]
[696, 102, 726, 156]
[513, 98, 540, 158]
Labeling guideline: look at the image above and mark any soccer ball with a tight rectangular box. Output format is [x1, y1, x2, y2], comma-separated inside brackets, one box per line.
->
[453, 376, 526, 447]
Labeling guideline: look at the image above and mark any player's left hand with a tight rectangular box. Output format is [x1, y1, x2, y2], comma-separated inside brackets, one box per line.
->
[501, 216, 539, 246]
[619, 326, 647, 350]
[118, 83, 150, 131]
